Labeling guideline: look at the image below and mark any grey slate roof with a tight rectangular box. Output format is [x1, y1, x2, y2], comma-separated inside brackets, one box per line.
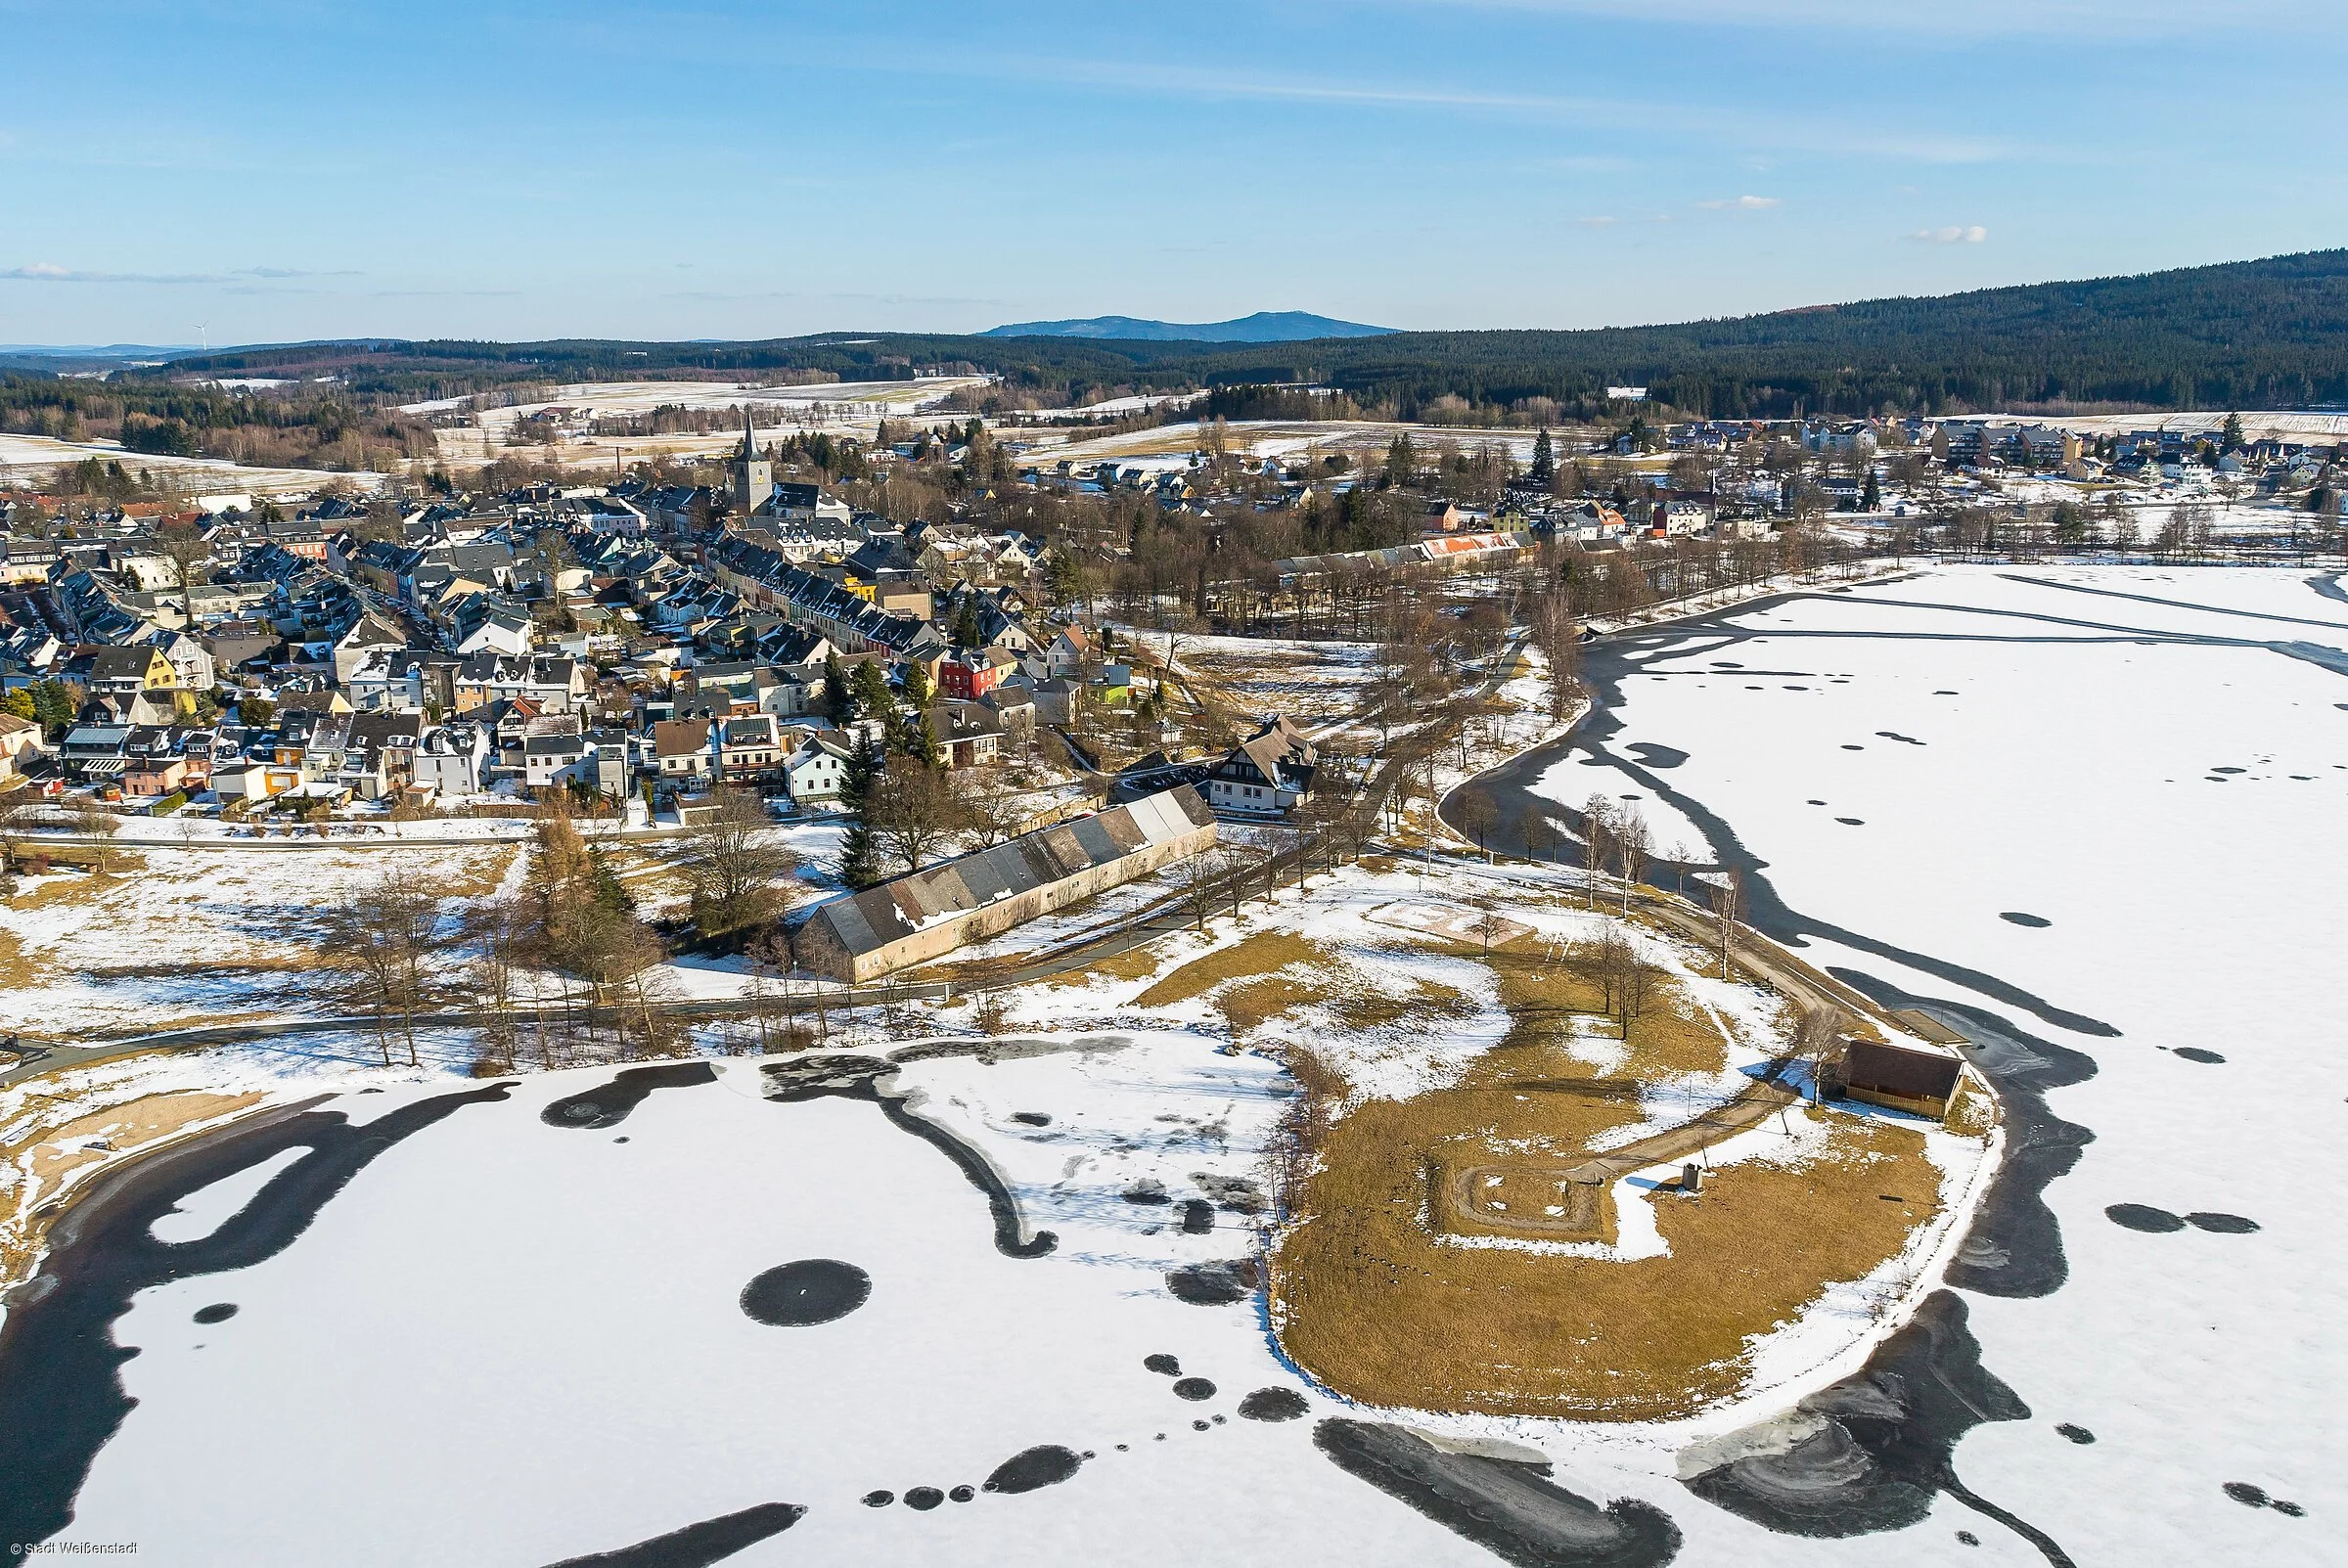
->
[804, 785, 1213, 960]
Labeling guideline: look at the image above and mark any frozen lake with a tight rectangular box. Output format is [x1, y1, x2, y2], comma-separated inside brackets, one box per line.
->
[1501, 562, 2345, 1564]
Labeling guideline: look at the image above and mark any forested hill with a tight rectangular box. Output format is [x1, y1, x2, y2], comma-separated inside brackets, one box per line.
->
[120, 250, 2348, 420]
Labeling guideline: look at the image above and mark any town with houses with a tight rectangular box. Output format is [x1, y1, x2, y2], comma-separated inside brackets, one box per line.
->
[3, 397, 2336, 860]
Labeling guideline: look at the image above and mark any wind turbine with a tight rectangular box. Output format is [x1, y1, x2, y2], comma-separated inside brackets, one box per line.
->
[195, 322, 209, 352]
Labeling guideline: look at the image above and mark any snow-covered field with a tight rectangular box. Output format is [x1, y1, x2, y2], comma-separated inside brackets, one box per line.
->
[0, 842, 517, 1038]
[1527, 562, 2347, 1563]
[2, 843, 2000, 1567]
[0, 432, 383, 496]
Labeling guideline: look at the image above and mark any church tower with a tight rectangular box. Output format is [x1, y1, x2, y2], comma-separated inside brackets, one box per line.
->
[730, 409, 772, 516]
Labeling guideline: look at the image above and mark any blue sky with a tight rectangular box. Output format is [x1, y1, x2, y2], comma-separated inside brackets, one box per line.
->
[2, 0, 2341, 346]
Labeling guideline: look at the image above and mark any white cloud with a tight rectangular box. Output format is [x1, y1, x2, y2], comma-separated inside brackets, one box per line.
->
[1571, 215, 1619, 228]
[1697, 195, 1781, 210]
[1905, 224, 1989, 244]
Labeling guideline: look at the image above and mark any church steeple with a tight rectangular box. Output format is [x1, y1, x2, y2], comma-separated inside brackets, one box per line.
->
[730, 405, 772, 518]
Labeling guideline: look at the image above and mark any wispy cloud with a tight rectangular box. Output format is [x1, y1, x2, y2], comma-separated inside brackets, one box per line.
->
[1697, 195, 1781, 210]
[1570, 215, 1619, 228]
[1377, 0, 2325, 40]
[1905, 224, 1989, 244]
[2, 262, 220, 284]
[1, 262, 360, 284]
[663, 290, 1006, 307]
[915, 51, 2027, 164]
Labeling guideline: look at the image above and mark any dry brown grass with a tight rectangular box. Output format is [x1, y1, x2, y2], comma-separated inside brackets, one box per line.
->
[1132, 932, 1336, 1011]
[5, 866, 134, 911]
[1469, 938, 1730, 1080]
[437, 845, 521, 900]
[1329, 979, 1477, 1034]
[1025, 937, 1170, 989]
[1272, 1111, 1939, 1420]
[0, 925, 35, 991]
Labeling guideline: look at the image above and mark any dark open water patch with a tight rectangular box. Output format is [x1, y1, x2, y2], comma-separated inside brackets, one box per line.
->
[542, 1501, 803, 1567]
[1626, 742, 1689, 770]
[1824, 976, 2096, 1300]
[1166, 1258, 1258, 1305]
[1145, 1353, 1182, 1376]
[1875, 731, 1927, 745]
[1173, 1377, 1217, 1402]
[740, 1259, 871, 1325]
[1835, 818, 1865, 826]
[2212, 766, 2246, 774]
[192, 1302, 237, 1324]
[2173, 1048, 2226, 1064]
[1683, 1293, 2071, 1565]
[1123, 1178, 1171, 1204]
[0, 1086, 517, 1549]
[2000, 913, 2052, 928]
[949, 1485, 974, 1502]
[759, 1054, 1055, 1258]
[904, 1487, 944, 1511]
[2222, 1479, 2308, 1515]
[1840, 744, 1865, 751]
[2054, 1424, 2095, 1445]
[1180, 1198, 1215, 1233]
[541, 1062, 716, 1130]
[1318, 1418, 1681, 1567]
[1240, 1387, 1309, 1422]
[984, 1444, 1084, 1495]
[861, 1490, 893, 1507]
[2105, 1204, 2186, 1232]
[1011, 1111, 1051, 1127]
[2186, 1212, 2260, 1233]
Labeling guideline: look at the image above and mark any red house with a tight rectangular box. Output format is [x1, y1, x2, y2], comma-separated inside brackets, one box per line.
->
[938, 648, 1011, 701]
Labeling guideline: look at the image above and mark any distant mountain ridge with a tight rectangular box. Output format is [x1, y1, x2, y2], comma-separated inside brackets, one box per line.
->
[981, 310, 1396, 342]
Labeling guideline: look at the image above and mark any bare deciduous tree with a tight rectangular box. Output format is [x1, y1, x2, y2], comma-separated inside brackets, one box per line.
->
[1611, 802, 1649, 912]
[679, 784, 793, 937]
[1171, 847, 1223, 931]
[1581, 793, 1614, 909]
[866, 762, 966, 874]
[466, 896, 526, 1071]
[1470, 898, 1509, 958]
[1711, 868, 1742, 981]
[325, 867, 444, 1067]
[1457, 791, 1500, 861]
[1792, 1006, 1844, 1102]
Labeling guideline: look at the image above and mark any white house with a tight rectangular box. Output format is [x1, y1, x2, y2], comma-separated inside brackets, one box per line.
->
[415, 722, 492, 797]
[783, 735, 853, 807]
[1205, 716, 1317, 816]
